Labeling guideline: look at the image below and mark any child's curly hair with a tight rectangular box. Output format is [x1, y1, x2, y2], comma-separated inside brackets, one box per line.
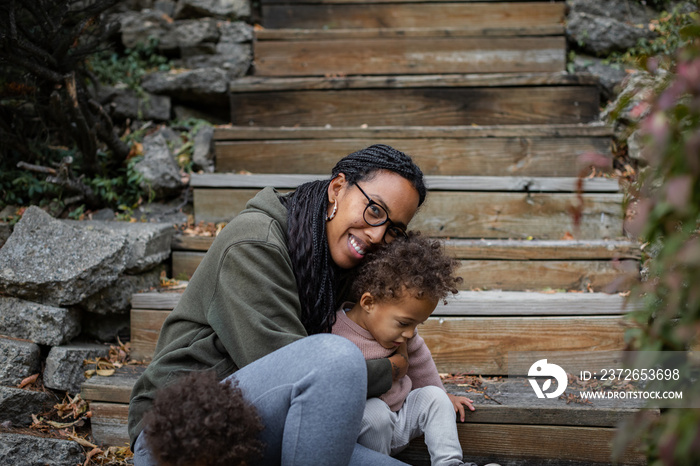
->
[143, 371, 264, 466]
[350, 232, 462, 304]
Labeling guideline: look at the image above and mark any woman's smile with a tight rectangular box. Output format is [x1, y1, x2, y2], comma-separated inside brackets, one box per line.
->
[349, 234, 368, 258]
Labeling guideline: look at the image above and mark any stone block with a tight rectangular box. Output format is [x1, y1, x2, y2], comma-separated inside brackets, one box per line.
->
[0, 297, 80, 346]
[43, 343, 110, 394]
[79, 266, 164, 315]
[64, 220, 173, 274]
[0, 337, 41, 387]
[0, 387, 53, 426]
[0, 206, 128, 306]
[0, 432, 85, 465]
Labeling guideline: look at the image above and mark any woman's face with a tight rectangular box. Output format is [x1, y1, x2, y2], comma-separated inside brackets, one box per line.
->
[326, 170, 421, 269]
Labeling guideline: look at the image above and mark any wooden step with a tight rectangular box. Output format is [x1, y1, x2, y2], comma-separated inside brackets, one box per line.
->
[129, 290, 637, 365]
[192, 187, 624, 239]
[82, 367, 650, 465]
[253, 33, 565, 76]
[229, 73, 600, 126]
[260, 2, 565, 30]
[213, 124, 613, 177]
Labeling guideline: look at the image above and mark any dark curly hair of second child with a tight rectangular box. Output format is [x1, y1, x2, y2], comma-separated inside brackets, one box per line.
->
[350, 231, 463, 304]
[143, 371, 264, 466]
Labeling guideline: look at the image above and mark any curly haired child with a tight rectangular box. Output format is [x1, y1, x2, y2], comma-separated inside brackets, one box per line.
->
[332, 232, 500, 466]
[142, 371, 264, 466]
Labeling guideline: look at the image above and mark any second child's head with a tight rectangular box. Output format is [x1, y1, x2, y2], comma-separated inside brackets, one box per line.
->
[349, 232, 462, 349]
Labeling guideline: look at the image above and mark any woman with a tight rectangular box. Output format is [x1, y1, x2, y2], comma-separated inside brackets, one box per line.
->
[129, 144, 427, 465]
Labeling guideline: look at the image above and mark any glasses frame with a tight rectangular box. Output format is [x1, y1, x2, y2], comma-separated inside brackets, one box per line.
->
[354, 183, 409, 243]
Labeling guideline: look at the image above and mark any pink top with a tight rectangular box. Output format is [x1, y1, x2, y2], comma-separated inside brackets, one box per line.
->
[331, 305, 445, 411]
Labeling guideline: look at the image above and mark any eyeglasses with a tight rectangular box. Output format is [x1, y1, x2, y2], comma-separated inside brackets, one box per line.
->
[355, 183, 408, 243]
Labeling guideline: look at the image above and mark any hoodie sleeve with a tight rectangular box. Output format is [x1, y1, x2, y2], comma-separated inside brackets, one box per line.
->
[406, 333, 445, 391]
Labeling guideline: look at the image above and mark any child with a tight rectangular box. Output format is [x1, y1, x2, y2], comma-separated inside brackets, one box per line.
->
[332, 232, 499, 466]
[142, 371, 264, 466]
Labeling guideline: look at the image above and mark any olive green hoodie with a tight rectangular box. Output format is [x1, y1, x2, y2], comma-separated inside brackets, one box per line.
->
[128, 187, 393, 448]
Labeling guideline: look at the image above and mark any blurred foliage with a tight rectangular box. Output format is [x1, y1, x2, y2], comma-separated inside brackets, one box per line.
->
[88, 36, 171, 92]
[608, 5, 700, 69]
[613, 19, 700, 466]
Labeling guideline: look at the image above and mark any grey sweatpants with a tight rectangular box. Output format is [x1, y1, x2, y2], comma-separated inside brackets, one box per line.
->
[358, 385, 465, 466]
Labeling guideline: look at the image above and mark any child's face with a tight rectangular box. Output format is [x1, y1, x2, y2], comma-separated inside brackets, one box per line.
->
[361, 292, 437, 350]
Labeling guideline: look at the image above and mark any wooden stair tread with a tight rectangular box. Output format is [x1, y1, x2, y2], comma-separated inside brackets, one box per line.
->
[82, 368, 649, 428]
[213, 124, 613, 139]
[173, 235, 641, 259]
[190, 173, 620, 193]
[253, 35, 565, 76]
[261, 2, 565, 30]
[255, 25, 565, 40]
[131, 289, 638, 316]
[229, 72, 598, 92]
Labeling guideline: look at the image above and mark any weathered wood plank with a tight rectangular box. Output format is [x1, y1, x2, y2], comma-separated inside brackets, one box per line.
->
[457, 259, 637, 292]
[191, 174, 620, 192]
[88, 402, 130, 447]
[421, 316, 631, 374]
[194, 189, 624, 239]
[261, 0, 565, 4]
[396, 423, 645, 466]
[231, 87, 600, 126]
[214, 137, 612, 177]
[254, 37, 565, 76]
[173, 235, 641, 259]
[81, 365, 146, 404]
[213, 124, 614, 140]
[261, 3, 565, 30]
[128, 310, 630, 372]
[171, 250, 636, 291]
[229, 72, 599, 92]
[256, 25, 565, 39]
[130, 309, 170, 361]
[132, 289, 638, 316]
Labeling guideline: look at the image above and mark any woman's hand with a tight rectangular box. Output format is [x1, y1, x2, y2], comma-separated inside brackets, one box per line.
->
[389, 342, 409, 381]
[447, 393, 475, 422]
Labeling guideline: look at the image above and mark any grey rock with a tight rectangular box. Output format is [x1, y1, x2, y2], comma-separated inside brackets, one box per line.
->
[0, 298, 81, 346]
[567, 10, 656, 56]
[0, 206, 128, 306]
[572, 55, 629, 101]
[80, 312, 131, 343]
[627, 129, 646, 162]
[0, 222, 10, 249]
[153, 126, 185, 156]
[134, 133, 185, 200]
[64, 220, 174, 274]
[0, 432, 85, 465]
[0, 337, 41, 387]
[178, 42, 251, 78]
[0, 387, 54, 426]
[119, 10, 173, 49]
[154, 0, 176, 16]
[160, 18, 220, 52]
[91, 208, 116, 221]
[192, 125, 215, 173]
[43, 343, 110, 394]
[78, 266, 165, 315]
[174, 0, 251, 19]
[219, 20, 253, 44]
[567, 0, 656, 25]
[141, 68, 229, 105]
[601, 70, 667, 124]
[110, 87, 172, 122]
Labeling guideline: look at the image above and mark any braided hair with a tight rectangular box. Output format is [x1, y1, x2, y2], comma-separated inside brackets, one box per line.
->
[281, 144, 426, 335]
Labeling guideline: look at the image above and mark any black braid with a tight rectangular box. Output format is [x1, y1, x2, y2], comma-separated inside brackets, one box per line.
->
[282, 144, 426, 335]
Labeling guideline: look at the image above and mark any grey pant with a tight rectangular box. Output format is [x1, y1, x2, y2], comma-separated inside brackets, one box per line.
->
[133, 334, 409, 466]
[358, 386, 465, 466]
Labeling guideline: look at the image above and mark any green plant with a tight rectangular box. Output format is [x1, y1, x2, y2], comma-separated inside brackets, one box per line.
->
[88, 36, 171, 92]
[614, 23, 700, 465]
[608, 5, 700, 70]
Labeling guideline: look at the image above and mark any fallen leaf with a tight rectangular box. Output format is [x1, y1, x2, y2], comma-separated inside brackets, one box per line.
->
[18, 373, 39, 389]
[96, 368, 115, 377]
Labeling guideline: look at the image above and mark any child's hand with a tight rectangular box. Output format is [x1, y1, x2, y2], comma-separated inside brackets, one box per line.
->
[447, 393, 474, 422]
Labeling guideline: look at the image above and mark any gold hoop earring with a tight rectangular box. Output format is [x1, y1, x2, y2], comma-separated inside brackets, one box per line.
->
[326, 201, 337, 221]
